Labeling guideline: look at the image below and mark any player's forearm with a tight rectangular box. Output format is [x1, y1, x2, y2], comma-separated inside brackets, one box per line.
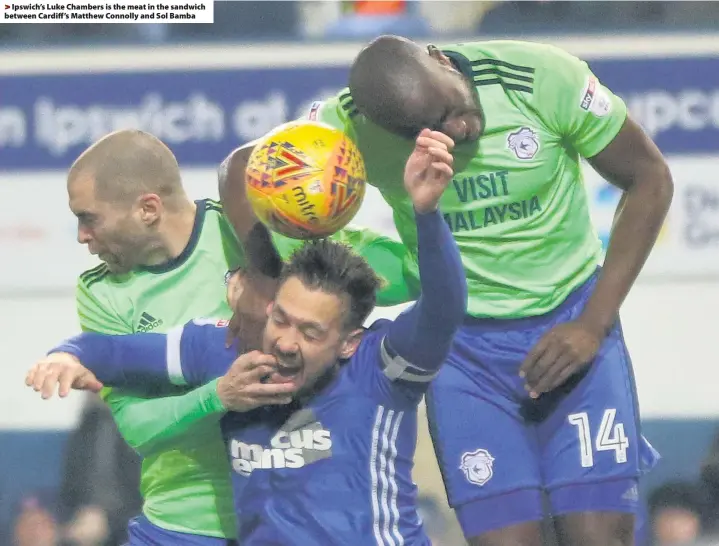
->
[218, 146, 283, 278]
[51, 332, 172, 386]
[581, 167, 673, 335]
[106, 380, 225, 454]
[386, 208, 467, 369]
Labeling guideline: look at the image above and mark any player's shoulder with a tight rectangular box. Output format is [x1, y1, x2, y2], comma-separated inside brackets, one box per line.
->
[76, 263, 133, 331]
[344, 318, 424, 407]
[366, 318, 393, 334]
[446, 39, 575, 65]
[200, 197, 232, 234]
[347, 319, 393, 363]
[184, 317, 232, 344]
[306, 88, 360, 135]
[77, 262, 131, 299]
[445, 39, 586, 94]
[190, 317, 231, 329]
[76, 264, 135, 325]
[203, 197, 224, 215]
[78, 262, 112, 291]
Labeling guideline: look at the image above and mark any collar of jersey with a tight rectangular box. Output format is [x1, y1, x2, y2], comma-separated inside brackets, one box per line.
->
[140, 199, 207, 274]
[441, 48, 474, 80]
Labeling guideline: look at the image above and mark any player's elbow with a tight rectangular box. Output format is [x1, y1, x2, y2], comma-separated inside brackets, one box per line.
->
[218, 144, 255, 203]
[439, 270, 468, 333]
[632, 157, 674, 219]
[650, 159, 674, 205]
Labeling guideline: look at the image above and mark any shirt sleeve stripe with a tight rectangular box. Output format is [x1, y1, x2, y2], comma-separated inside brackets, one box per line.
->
[166, 325, 187, 386]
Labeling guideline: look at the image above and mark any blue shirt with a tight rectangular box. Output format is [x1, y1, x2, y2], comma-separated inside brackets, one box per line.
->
[53, 209, 468, 545]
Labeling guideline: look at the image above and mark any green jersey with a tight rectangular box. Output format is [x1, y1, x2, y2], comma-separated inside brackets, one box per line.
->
[313, 40, 627, 318]
[76, 199, 412, 538]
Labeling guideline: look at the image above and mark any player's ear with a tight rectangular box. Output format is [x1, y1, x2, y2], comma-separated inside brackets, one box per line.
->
[427, 44, 452, 68]
[339, 328, 363, 360]
[137, 193, 162, 225]
[266, 301, 274, 318]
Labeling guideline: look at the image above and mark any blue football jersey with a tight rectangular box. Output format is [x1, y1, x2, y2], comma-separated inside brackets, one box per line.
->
[166, 318, 433, 546]
[53, 209, 468, 545]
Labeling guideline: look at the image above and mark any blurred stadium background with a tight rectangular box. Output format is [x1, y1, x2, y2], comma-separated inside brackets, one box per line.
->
[2, 1, 719, 545]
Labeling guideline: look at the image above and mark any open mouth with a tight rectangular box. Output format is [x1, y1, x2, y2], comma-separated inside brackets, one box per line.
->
[268, 359, 302, 384]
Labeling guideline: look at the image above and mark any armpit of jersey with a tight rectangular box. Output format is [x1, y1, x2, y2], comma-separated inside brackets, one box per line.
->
[379, 337, 439, 384]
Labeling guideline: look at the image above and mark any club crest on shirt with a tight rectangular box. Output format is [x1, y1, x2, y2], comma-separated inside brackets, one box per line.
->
[459, 448, 495, 486]
[507, 127, 539, 160]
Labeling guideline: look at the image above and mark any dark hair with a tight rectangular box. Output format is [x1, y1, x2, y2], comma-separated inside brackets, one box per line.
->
[279, 239, 381, 330]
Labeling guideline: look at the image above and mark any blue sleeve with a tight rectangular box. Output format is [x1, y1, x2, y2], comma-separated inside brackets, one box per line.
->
[50, 318, 236, 387]
[382, 208, 467, 382]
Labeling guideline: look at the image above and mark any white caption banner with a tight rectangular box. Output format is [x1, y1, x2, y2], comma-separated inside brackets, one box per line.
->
[2, 0, 213, 23]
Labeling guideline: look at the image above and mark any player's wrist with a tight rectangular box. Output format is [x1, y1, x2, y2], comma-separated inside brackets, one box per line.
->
[214, 376, 231, 411]
[413, 203, 439, 215]
[47, 350, 81, 364]
[576, 311, 612, 339]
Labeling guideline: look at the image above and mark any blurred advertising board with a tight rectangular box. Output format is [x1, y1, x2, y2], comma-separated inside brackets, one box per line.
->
[0, 35, 718, 289]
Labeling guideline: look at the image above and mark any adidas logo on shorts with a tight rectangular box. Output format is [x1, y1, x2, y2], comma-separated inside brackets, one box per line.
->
[137, 312, 163, 333]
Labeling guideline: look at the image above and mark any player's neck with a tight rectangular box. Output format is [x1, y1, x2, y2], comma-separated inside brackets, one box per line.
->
[142, 200, 198, 266]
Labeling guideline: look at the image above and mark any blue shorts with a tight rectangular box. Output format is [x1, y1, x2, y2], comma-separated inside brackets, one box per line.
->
[126, 515, 238, 546]
[426, 274, 659, 539]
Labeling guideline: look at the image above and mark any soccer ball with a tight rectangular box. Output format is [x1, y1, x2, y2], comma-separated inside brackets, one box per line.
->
[245, 120, 367, 240]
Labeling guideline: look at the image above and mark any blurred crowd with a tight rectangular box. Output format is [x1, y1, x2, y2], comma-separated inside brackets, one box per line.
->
[0, 0, 718, 47]
[649, 434, 719, 546]
[8, 395, 142, 546]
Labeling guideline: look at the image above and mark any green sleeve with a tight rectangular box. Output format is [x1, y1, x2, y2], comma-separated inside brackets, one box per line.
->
[270, 226, 415, 306]
[535, 45, 628, 158]
[76, 279, 227, 455]
[102, 380, 226, 455]
[328, 225, 416, 306]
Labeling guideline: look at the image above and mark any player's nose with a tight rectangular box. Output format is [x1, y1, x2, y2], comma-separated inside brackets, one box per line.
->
[275, 336, 300, 355]
[77, 225, 93, 245]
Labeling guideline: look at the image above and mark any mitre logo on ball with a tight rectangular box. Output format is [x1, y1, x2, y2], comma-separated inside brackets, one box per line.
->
[246, 120, 367, 240]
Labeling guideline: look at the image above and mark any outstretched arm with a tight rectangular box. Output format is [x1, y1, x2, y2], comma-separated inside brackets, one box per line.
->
[71, 283, 231, 453]
[32, 320, 233, 392]
[382, 130, 468, 380]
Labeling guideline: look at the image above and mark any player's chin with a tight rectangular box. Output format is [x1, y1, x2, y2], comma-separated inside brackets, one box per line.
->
[100, 255, 129, 273]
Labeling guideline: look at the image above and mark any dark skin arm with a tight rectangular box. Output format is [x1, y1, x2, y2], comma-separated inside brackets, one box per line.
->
[218, 144, 283, 351]
[519, 116, 673, 397]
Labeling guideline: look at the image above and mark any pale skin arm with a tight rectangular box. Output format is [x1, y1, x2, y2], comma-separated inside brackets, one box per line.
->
[26, 350, 294, 412]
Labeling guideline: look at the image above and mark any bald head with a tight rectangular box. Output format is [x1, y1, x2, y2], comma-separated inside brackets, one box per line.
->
[349, 35, 482, 143]
[68, 129, 184, 207]
[349, 36, 438, 138]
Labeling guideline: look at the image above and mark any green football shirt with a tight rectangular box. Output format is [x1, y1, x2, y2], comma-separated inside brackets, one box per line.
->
[76, 199, 412, 538]
[313, 40, 627, 318]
